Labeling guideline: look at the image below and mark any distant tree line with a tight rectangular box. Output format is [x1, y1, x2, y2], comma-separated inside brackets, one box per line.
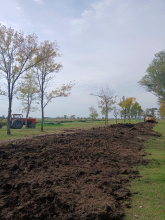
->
[90, 87, 143, 125]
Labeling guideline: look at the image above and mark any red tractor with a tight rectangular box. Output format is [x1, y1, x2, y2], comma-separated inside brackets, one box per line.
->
[10, 114, 36, 129]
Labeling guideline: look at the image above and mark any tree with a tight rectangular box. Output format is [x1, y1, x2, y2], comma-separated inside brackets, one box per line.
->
[97, 87, 116, 126]
[130, 101, 142, 119]
[0, 24, 44, 135]
[15, 70, 39, 128]
[158, 100, 165, 118]
[35, 41, 75, 131]
[118, 96, 127, 122]
[89, 106, 98, 122]
[139, 50, 165, 101]
[113, 106, 120, 124]
[122, 97, 136, 121]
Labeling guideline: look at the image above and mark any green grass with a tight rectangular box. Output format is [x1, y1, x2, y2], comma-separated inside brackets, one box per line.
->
[0, 118, 138, 141]
[124, 121, 165, 220]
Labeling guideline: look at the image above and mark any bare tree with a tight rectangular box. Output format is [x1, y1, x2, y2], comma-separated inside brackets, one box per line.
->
[113, 106, 120, 124]
[98, 87, 116, 126]
[0, 24, 43, 134]
[35, 41, 75, 131]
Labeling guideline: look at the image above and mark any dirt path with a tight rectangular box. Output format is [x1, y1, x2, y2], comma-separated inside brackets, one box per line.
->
[0, 122, 161, 220]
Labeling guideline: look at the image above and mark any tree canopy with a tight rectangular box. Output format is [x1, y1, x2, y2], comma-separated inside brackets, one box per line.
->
[139, 50, 165, 101]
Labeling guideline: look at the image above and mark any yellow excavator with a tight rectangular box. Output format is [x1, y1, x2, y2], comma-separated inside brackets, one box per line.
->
[146, 110, 156, 122]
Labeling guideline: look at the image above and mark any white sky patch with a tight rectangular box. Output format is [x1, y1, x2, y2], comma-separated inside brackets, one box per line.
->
[34, 0, 44, 4]
[0, 21, 8, 26]
[11, 22, 19, 28]
[41, 28, 55, 36]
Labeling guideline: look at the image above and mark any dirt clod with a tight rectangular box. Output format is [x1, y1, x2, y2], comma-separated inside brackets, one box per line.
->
[0, 122, 160, 220]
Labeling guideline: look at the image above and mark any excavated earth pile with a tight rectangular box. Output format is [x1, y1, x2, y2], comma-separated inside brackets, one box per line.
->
[0, 122, 161, 220]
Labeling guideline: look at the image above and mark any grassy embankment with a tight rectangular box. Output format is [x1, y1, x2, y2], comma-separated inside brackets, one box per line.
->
[0, 118, 138, 141]
[124, 121, 165, 220]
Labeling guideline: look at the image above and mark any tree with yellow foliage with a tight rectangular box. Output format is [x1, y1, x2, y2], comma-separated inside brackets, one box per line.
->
[122, 97, 136, 121]
[35, 41, 75, 132]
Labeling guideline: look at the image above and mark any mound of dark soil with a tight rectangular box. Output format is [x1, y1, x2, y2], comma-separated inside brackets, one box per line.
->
[0, 122, 161, 220]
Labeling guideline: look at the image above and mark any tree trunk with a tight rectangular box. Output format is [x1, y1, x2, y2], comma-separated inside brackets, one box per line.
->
[41, 77, 44, 132]
[105, 113, 106, 126]
[25, 113, 28, 128]
[7, 100, 12, 135]
[41, 99, 44, 132]
[107, 110, 108, 126]
[25, 93, 30, 128]
[129, 109, 130, 121]
[7, 85, 12, 135]
[105, 104, 108, 126]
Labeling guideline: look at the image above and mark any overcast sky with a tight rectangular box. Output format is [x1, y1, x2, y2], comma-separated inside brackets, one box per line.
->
[0, 0, 165, 118]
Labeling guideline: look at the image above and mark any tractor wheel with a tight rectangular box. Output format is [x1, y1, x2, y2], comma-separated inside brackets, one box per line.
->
[31, 123, 36, 128]
[12, 119, 23, 129]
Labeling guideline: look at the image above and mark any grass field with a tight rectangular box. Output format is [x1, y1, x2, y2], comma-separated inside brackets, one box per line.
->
[124, 121, 165, 220]
[0, 118, 138, 141]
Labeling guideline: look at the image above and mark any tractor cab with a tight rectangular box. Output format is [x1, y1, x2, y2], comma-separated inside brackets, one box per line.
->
[11, 114, 23, 120]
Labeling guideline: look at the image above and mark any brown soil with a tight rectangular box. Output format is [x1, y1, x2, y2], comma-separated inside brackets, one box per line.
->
[0, 122, 161, 220]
